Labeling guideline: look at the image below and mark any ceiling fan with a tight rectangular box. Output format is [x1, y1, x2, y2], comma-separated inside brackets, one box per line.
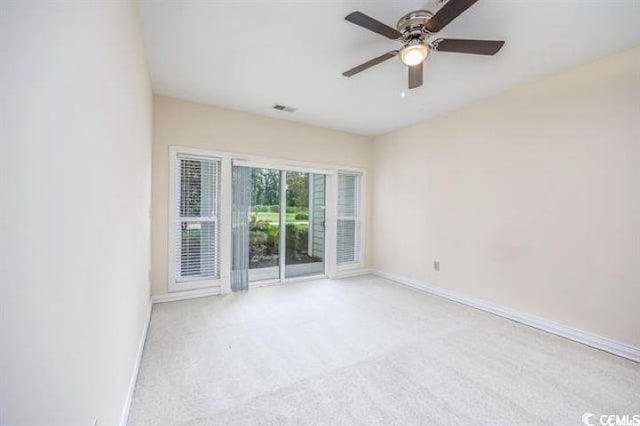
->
[342, 0, 504, 90]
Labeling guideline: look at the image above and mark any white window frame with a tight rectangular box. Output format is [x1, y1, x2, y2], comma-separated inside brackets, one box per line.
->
[168, 147, 232, 292]
[168, 145, 367, 293]
[336, 171, 366, 272]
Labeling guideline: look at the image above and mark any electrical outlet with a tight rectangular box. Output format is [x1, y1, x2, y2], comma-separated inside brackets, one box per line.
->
[433, 261, 440, 271]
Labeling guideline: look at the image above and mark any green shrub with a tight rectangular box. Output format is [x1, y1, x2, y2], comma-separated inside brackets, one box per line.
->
[249, 221, 279, 257]
[294, 213, 308, 220]
[254, 205, 269, 212]
[249, 230, 268, 259]
[269, 205, 279, 213]
[265, 224, 279, 240]
[286, 207, 296, 214]
[285, 223, 308, 258]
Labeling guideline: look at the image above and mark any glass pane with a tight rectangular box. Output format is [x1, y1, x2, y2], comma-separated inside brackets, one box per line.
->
[337, 174, 357, 218]
[175, 155, 220, 281]
[179, 158, 218, 218]
[179, 221, 217, 279]
[337, 173, 359, 264]
[285, 172, 325, 278]
[248, 168, 281, 282]
[337, 219, 356, 263]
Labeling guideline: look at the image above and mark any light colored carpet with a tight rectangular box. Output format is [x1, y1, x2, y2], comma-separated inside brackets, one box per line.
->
[129, 275, 639, 425]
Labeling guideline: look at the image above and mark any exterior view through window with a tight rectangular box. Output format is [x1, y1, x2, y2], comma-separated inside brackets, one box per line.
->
[248, 168, 281, 281]
[247, 168, 325, 282]
[285, 171, 325, 278]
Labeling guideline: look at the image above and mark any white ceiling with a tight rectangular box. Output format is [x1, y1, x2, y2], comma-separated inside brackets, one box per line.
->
[138, 0, 640, 136]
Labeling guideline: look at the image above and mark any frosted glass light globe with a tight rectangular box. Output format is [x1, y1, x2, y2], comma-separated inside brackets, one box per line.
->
[400, 44, 429, 66]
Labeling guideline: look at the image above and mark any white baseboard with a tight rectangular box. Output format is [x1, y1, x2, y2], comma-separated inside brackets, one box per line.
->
[151, 286, 222, 304]
[372, 270, 640, 363]
[120, 300, 152, 426]
[334, 268, 372, 279]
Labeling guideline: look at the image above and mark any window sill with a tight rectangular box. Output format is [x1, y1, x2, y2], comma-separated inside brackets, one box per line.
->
[169, 277, 222, 293]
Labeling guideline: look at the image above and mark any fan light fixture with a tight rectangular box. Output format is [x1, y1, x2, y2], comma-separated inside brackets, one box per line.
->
[342, 4, 506, 90]
[400, 44, 429, 66]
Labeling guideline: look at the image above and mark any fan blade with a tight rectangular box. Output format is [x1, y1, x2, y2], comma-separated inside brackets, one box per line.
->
[345, 11, 402, 40]
[342, 51, 399, 77]
[426, 0, 479, 33]
[432, 38, 504, 55]
[408, 62, 423, 89]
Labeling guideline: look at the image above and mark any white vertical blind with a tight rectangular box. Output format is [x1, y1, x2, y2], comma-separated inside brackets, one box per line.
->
[337, 172, 360, 264]
[175, 154, 221, 281]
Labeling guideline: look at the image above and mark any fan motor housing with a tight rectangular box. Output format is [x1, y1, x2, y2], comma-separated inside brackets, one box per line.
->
[397, 10, 433, 42]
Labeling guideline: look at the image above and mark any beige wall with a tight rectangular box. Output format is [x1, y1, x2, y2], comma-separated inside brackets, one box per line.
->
[1, 2, 152, 424]
[372, 47, 640, 347]
[151, 95, 372, 295]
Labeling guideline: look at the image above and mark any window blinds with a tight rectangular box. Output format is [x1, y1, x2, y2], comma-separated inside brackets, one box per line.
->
[337, 172, 360, 264]
[175, 154, 220, 281]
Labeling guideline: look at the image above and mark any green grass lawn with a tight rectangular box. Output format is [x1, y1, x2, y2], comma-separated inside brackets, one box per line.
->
[252, 211, 307, 224]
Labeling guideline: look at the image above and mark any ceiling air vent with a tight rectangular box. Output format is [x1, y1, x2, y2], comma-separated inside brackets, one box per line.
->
[273, 104, 296, 113]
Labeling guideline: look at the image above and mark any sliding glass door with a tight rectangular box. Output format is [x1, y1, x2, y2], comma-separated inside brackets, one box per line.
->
[247, 168, 281, 283]
[284, 172, 325, 279]
[235, 166, 326, 286]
